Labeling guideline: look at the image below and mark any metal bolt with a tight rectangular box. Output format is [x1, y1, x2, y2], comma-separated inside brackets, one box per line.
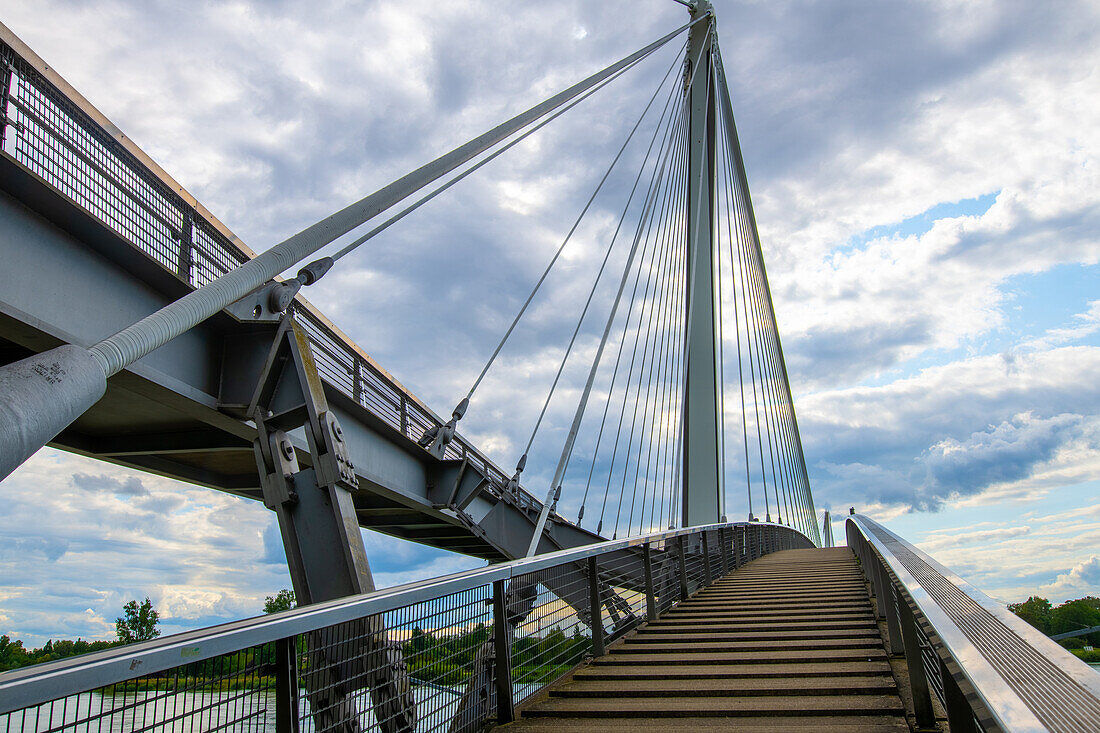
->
[333, 422, 344, 441]
[281, 441, 294, 460]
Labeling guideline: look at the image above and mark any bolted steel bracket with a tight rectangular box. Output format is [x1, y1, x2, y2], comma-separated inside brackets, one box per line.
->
[255, 428, 300, 509]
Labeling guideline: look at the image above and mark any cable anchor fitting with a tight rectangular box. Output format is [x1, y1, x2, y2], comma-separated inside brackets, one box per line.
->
[267, 256, 335, 313]
[418, 397, 469, 458]
[503, 453, 526, 499]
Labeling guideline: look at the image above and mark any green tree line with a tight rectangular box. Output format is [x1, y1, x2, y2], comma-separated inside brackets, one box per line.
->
[2, 589, 593, 689]
[1, 597, 160, 672]
[1008, 595, 1100, 662]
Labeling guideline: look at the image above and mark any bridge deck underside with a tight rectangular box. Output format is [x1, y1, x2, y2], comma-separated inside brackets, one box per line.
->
[0, 154, 605, 563]
[504, 548, 909, 732]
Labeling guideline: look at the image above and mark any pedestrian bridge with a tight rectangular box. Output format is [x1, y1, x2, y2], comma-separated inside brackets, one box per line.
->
[1, 4, 1099, 732]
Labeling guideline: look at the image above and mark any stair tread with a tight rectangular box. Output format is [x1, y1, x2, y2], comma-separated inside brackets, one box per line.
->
[523, 694, 907, 716]
[575, 661, 893, 678]
[615, 638, 883, 651]
[594, 649, 889, 664]
[500, 716, 910, 732]
[551, 677, 898, 696]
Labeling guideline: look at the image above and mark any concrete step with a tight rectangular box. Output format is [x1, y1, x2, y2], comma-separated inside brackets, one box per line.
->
[521, 694, 907, 718]
[613, 638, 883, 653]
[694, 589, 867, 598]
[655, 603, 871, 616]
[642, 620, 879, 632]
[627, 629, 883, 642]
[673, 603, 872, 613]
[594, 648, 889, 665]
[697, 584, 866, 593]
[574, 661, 894, 680]
[549, 676, 899, 697]
[499, 715, 911, 731]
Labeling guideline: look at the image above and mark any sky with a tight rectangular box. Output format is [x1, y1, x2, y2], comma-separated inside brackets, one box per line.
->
[1, 0, 1099, 647]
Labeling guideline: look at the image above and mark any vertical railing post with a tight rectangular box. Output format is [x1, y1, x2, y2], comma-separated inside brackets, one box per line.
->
[274, 636, 300, 733]
[352, 361, 363, 406]
[940, 657, 977, 732]
[896, 586, 936, 729]
[0, 64, 13, 152]
[676, 535, 689, 600]
[492, 579, 515, 724]
[587, 555, 606, 656]
[177, 210, 193, 283]
[719, 527, 730, 576]
[399, 394, 408, 437]
[702, 530, 713, 584]
[877, 563, 901, 652]
[872, 556, 888, 621]
[643, 542, 657, 620]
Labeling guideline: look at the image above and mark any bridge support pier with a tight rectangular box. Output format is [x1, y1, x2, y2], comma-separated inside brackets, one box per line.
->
[250, 314, 417, 733]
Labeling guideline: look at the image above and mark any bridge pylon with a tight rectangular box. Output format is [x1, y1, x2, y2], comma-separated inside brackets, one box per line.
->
[681, 1, 722, 528]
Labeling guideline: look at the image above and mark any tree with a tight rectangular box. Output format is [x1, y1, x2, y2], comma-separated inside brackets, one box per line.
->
[263, 589, 296, 614]
[1051, 598, 1100, 645]
[1008, 596, 1052, 634]
[116, 598, 160, 643]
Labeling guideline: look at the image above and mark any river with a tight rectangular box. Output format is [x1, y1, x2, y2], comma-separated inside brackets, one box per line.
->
[0, 683, 542, 732]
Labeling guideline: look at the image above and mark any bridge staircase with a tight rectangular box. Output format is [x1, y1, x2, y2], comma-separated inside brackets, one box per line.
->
[504, 547, 910, 732]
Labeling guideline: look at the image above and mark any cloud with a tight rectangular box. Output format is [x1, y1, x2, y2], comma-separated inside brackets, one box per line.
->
[1045, 555, 1100, 595]
[922, 414, 1084, 501]
[71, 473, 148, 497]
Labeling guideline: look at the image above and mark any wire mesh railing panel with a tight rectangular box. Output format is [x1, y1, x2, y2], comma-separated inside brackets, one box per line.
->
[294, 585, 491, 733]
[596, 550, 648, 633]
[0, 643, 278, 733]
[509, 564, 591, 705]
[682, 539, 708, 596]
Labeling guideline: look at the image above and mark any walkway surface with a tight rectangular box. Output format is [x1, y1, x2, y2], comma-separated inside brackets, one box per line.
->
[500, 547, 909, 732]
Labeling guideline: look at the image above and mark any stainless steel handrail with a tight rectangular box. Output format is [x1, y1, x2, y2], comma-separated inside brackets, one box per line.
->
[848, 514, 1100, 733]
[0, 520, 808, 714]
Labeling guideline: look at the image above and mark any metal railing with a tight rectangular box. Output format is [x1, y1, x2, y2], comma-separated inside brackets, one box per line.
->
[0, 27, 532, 506]
[847, 514, 1100, 733]
[0, 521, 812, 732]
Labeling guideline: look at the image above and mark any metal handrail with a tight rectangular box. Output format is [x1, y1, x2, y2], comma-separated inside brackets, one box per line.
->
[847, 514, 1100, 733]
[0, 520, 807, 716]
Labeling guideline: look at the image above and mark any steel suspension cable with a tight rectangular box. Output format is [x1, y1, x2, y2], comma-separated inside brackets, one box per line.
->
[526, 87, 690, 555]
[446, 44, 688, 406]
[639, 114, 690, 532]
[559, 123, 682, 491]
[517, 67, 684, 468]
[639, 187, 687, 533]
[609, 113, 688, 538]
[573, 153, 669, 529]
[595, 111, 687, 534]
[623, 146, 684, 536]
[716, 45, 818, 541]
[660, 158, 689, 529]
[720, 90, 798, 532]
[716, 95, 754, 521]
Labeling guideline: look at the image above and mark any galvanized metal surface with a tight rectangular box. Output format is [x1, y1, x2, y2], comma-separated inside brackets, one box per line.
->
[850, 514, 1100, 733]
